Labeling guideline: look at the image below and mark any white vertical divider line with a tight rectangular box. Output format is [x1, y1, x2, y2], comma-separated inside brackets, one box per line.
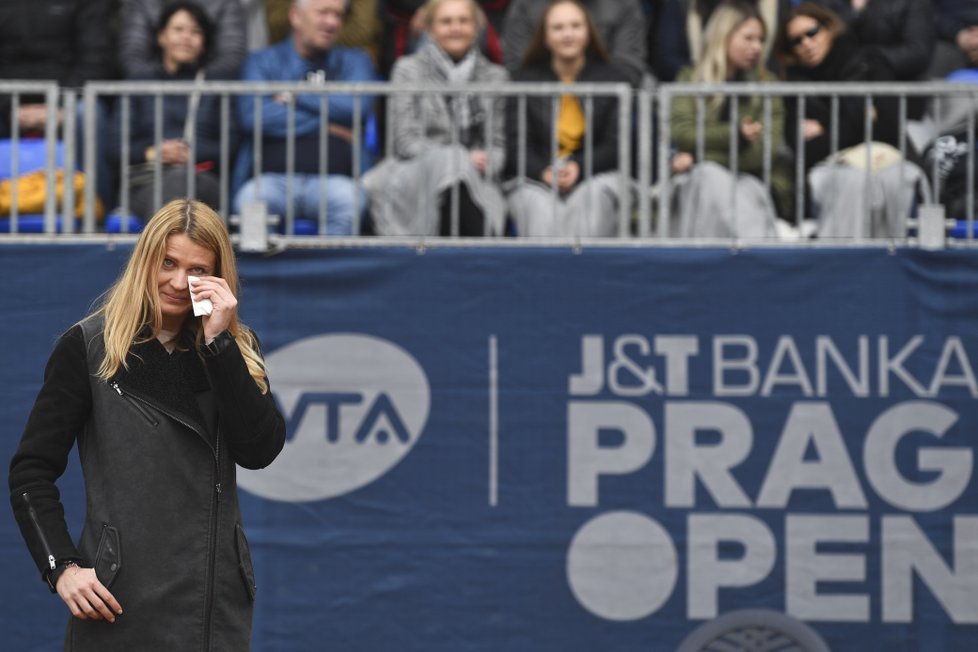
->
[489, 335, 499, 507]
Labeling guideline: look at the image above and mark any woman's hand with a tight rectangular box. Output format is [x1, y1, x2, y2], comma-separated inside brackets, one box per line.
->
[541, 160, 581, 193]
[470, 150, 488, 173]
[802, 119, 824, 141]
[671, 151, 694, 174]
[57, 566, 122, 623]
[189, 275, 238, 343]
[740, 117, 763, 143]
[159, 139, 190, 165]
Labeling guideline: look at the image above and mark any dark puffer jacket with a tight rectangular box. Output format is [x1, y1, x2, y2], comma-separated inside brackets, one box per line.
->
[8, 317, 285, 651]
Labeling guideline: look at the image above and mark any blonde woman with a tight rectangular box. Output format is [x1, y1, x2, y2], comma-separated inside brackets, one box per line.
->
[8, 199, 285, 650]
[670, 1, 792, 237]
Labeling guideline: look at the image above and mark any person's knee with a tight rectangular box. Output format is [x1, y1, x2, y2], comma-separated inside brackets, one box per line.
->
[232, 180, 258, 213]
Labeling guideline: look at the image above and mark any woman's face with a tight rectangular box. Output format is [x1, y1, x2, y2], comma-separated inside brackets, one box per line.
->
[158, 9, 206, 69]
[787, 15, 830, 68]
[544, 2, 589, 63]
[726, 17, 765, 73]
[157, 233, 216, 331]
[430, 0, 478, 60]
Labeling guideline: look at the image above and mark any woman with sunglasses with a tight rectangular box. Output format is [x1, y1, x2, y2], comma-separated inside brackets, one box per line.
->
[775, 2, 899, 174]
[775, 2, 916, 238]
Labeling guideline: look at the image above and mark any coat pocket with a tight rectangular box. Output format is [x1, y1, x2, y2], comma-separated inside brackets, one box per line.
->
[94, 524, 122, 589]
[235, 524, 257, 601]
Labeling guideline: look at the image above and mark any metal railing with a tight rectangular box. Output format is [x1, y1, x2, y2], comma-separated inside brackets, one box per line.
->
[651, 81, 978, 243]
[2, 79, 977, 247]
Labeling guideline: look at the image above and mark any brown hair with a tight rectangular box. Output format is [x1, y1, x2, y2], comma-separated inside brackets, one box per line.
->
[774, 1, 846, 69]
[520, 0, 610, 69]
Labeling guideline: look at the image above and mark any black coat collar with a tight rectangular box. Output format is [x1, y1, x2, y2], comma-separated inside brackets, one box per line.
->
[114, 334, 211, 432]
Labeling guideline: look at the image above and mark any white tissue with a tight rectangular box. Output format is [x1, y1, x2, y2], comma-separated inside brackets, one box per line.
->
[188, 276, 213, 316]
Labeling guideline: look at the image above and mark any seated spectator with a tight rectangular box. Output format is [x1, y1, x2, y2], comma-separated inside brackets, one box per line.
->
[502, 0, 647, 87]
[670, 2, 791, 238]
[0, 0, 116, 212]
[777, 3, 899, 173]
[363, 0, 508, 236]
[504, 0, 631, 237]
[121, 0, 247, 78]
[776, 2, 924, 239]
[112, 1, 227, 220]
[233, 0, 376, 236]
[812, 0, 933, 117]
[930, 1, 978, 78]
[650, 0, 788, 82]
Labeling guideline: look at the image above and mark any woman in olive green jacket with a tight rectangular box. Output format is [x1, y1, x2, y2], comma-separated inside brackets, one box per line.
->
[669, 2, 794, 238]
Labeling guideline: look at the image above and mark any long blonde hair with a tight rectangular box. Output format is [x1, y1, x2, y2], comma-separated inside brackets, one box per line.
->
[94, 199, 269, 393]
[692, 3, 767, 111]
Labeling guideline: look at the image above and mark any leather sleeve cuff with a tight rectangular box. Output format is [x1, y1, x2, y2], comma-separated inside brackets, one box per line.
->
[201, 330, 235, 357]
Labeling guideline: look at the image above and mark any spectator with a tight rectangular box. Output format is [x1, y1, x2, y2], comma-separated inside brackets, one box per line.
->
[504, 0, 631, 237]
[776, 2, 899, 174]
[930, 1, 978, 78]
[502, 0, 647, 87]
[650, 0, 788, 82]
[121, 0, 247, 78]
[363, 0, 508, 236]
[776, 2, 924, 238]
[233, 0, 377, 235]
[670, 2, 791, 237]
[112, 1, 229, 220]
[0, 0, 116, 212]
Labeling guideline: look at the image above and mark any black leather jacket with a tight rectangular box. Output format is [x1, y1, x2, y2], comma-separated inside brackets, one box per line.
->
[8, 318, 285, 650]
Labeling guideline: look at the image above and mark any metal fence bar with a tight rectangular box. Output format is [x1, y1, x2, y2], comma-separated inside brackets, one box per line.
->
[42, 86, 59, 233]
[616, 86, 631, 238]
[60, 90, 77, 234]
[118, 93, 130, 226]
[83, 85, 98, 233]
[219, 94, 230, 220]
[657, 87, 673, 238]
[968, 96, 975, 241]
[152, 93, 164, 219]
[637, 90, 652, 237]
[9, 93, 19, 232]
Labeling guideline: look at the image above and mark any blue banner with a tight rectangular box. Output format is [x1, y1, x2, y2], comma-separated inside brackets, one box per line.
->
[2, 245, 977, 651]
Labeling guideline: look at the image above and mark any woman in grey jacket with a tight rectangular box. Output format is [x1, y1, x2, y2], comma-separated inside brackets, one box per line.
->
[363, 0, 509, 236]
[8, 199, 286, 650]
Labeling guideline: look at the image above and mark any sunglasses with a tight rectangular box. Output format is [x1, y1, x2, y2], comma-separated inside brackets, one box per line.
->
[789, 24, 822, 47]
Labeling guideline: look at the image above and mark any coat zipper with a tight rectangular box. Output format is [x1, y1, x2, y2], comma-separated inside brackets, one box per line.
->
[111, 381, 159, 427]
[203, 433, 221, 651]
[23, 492, 57, 572]
[111, 381, 223, 649]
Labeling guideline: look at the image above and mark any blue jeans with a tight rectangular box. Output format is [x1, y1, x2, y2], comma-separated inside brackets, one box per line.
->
[233, 173, 366, 235]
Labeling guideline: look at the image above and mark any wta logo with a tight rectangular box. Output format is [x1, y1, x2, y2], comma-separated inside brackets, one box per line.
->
[237, 334, 430, 502]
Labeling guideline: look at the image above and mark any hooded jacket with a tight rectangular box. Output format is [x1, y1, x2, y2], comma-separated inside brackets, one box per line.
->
[8, 317, 286, 651]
